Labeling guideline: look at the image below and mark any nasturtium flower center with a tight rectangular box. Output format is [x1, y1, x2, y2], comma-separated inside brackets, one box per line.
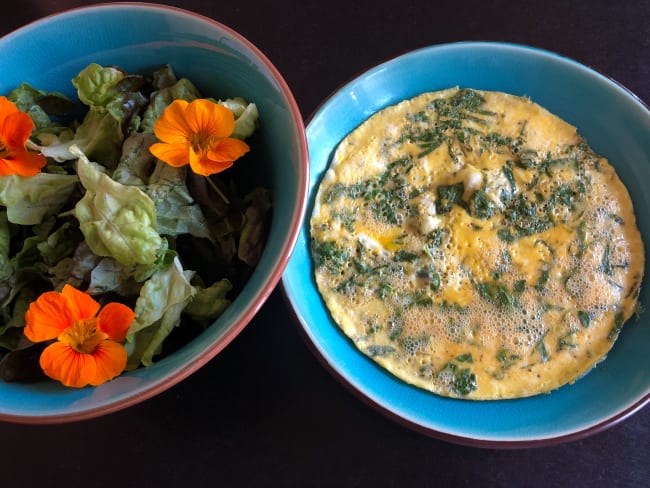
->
[58, 317, 106, 354]
[190, 131, 211, 155]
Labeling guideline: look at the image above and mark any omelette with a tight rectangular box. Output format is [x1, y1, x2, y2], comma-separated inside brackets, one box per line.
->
[309, 87, 644, 400]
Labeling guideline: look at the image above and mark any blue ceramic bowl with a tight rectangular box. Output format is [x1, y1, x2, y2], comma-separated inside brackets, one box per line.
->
[282, 42, 650, 447]
[0, 3, 308, 422]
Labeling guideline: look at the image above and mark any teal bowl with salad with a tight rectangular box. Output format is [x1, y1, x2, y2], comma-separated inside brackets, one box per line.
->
[0, 3, 308, 422]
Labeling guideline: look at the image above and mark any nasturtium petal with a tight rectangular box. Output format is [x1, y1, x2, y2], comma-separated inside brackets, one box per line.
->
[149, 142, 188, 167]
[208, 137, 250, 163]
[60, 284, 101, 321]
[41, 342, 89, 387]
[153, 99, 191, 144]
[186, 99, 235, 138]
[0, 96, 18, 123]
[88, 341, 128, 385]
[40, 340, 127, 388]
[0, 150, 47, 177]
[97, 302, 135, 342]
[189, 155, 232, 176]
[2, 111, 33, 148]
[24, 291, 77, 342]
[39, 342, 83, 387]
[0, 96, 46, 177]
[150, 97, 252, 176]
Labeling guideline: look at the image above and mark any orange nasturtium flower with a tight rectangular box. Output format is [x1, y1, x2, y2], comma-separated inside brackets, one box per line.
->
[149, 98, 250, 176]
[24, 285, 135, 388]
[0, 96, 46, 176]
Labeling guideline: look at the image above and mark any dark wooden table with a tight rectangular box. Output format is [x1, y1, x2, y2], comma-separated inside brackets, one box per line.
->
[1, 1, 649, 486]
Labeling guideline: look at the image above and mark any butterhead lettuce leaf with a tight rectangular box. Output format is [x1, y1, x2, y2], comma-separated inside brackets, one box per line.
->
[72, 146, 162, 266]
[184, 278, 232, 320]
[0, 212, 12, 282]
[8, 82, 75, 132]
[219, 97, 259, 139]
[0, 173, 79, 225]
[112, 132, 159, 187]
[39, 106, 124, 165]
[146, 161, 212, 240]
[47, 241, 101, 291]
[126, 256, 196, 368]
[72, 63, 125, 108]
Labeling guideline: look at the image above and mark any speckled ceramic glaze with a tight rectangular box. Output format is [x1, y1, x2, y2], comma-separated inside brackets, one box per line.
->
[0, 3, 308, 423]
[282, 42, 650, 447]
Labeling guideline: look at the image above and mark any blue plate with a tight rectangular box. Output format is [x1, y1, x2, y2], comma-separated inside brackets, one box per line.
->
[282, 42, 650, 447]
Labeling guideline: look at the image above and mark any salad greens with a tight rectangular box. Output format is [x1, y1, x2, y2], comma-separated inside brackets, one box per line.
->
[0, 63, 270, 381]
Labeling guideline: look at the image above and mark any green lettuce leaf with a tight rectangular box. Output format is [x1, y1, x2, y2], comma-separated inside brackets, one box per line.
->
[184, 278, 232, 320]
[39, 108, 123, 166]
[48, 240, 101, 291]
[36, 222, 83, 267]
[0, 173, 79, 225]
[219, 98, 259, 139]
[131, 239, 174, 283]
[10, 235, 43, 271]
[72, 63, 125, 108]
[9, 82, 54, 129]
[0, 212, 12, 282]
[72, 146, 162, 266]
[86, 257, 141, 296]
[151, 64, 178, 90]
[112, 132, 159, 186]
[0, 285, 37, 333]
[146, 162, 212, 240]
[5, 222, 83, 293]
[8, 82, 76, 132]
[126, 256, 196, 367]
[2, 232, 51, 313]
[70, 109, 123, 166]
[238, 187, 272, 266]
[82, 241, 173, 297]
[0, 286, 39, 350]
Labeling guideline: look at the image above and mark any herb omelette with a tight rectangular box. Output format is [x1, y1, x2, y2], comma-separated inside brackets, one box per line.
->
[309, 87, 644, 400]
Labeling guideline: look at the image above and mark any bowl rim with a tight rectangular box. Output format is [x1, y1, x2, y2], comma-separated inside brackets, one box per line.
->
[0, 2, 309, 424]
[282, 40, 650, 448]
